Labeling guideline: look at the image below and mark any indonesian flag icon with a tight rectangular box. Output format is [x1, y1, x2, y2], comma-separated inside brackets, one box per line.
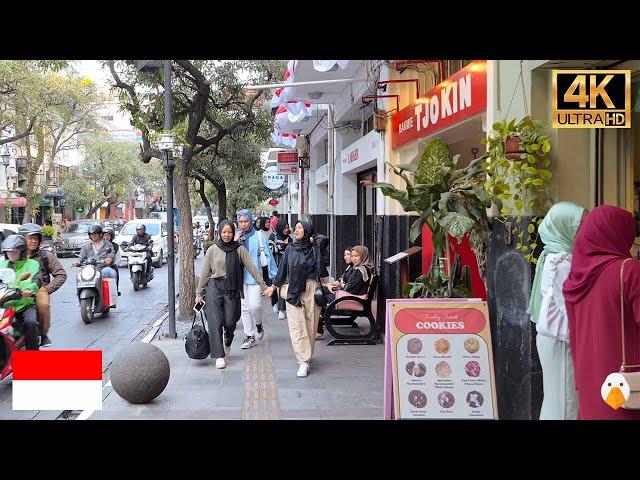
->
[12, 350, 103, 411]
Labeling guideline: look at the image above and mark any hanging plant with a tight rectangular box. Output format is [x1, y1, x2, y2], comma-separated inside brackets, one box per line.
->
[482, 116, 553, 263]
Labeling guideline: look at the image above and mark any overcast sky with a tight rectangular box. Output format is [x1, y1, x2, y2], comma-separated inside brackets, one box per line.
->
[72, 60, 112, 91]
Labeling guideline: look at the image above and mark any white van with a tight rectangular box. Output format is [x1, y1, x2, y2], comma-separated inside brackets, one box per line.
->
[115, 219, 168, 268]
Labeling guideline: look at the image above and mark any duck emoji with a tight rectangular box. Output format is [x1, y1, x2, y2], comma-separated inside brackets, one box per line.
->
[601, 373, 630, 410]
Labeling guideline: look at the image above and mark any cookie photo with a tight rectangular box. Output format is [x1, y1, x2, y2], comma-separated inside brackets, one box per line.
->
[464, 337, 480, 354]
[465, 361, 481, 377]
[413, 363, 427, 378]
[407, 338, 423, 355]
[405, 361, 416, 376]
[435, 361, 452, 379]
[408, 390, 427, 408]
[437, 391, 455, 409]
[466, 391, 484, 408]
[434, 338, 450, 354]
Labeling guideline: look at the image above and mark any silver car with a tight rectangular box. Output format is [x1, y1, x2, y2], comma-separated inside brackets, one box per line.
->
[55, 220, 103, 258]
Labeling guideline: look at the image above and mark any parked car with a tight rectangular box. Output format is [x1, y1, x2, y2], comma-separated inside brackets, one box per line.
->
[114, 219, 168, 268]
[55, 220, 103, 258]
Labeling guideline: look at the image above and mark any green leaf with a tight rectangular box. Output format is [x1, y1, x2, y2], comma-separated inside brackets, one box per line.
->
[530, 243, 538, 250]
[396, 163, 418, 173]
[542, 142, 551, 153]
[531, 179, 544, 186]
[410, 210, 431, 243]
[527, 224, 535, 234]
[437, 212, 474, 240]
[525, 166, 537, 175]
[538, 170, 552, 181]
[416, 139, 451, 186]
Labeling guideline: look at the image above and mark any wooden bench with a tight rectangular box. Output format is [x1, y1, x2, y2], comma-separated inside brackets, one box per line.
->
[324, 275, 379, 346]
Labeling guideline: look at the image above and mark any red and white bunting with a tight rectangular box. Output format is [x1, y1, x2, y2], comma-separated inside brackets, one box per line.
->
[313, 60, 349, 72]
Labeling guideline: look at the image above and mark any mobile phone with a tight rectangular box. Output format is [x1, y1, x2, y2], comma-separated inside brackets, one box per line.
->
[193, 300, 205, 313]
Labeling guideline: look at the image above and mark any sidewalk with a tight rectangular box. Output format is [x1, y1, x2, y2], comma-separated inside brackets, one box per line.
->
[93, 301, 385, 420]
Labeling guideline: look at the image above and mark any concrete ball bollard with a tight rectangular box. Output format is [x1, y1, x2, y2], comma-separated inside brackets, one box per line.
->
[111, 342, 170, 404]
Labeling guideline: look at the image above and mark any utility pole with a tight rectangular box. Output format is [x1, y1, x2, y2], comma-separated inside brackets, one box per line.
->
[164, 60, 177, 339]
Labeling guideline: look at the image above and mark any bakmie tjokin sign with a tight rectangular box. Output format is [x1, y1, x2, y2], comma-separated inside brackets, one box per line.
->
[391, 61, 487, 150]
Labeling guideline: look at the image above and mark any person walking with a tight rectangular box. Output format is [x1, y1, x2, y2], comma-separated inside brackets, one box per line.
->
[236, 209, 278, 349]
[526, 202, 586, 420]
[19, 223, 67, 348]
[263, 221, 324, 377]
[195, 220, 268, 369]
[268, 218, 292, 320]
[563, 205, 640, 420]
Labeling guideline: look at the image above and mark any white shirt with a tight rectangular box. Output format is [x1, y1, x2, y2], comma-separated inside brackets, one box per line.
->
[537, 252, 571, 342]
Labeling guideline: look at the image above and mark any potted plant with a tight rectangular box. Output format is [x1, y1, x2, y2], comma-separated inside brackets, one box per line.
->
[41, 225, 56, 240]
[374, 139, 493, 298]
[482, 116, 553, 263]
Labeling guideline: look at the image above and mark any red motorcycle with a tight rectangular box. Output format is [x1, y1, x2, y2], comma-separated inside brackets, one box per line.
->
[0, 268, 28, 381]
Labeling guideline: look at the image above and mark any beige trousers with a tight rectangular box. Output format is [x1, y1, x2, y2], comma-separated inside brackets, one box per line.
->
[36, 287, 51, 336]
[281, 280, 320, 363]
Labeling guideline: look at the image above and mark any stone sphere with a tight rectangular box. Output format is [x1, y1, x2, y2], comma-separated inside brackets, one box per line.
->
[110, 342, 170, 404]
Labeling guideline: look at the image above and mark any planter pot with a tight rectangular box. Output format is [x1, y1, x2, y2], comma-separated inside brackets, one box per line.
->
[505, 136, 525, 161]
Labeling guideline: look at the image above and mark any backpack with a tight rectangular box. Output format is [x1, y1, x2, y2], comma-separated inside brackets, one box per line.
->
[185, 312, 210, 360]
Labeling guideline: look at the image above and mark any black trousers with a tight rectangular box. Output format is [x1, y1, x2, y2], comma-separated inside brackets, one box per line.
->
[14, 308, 39, 350]
[317, 288, 335, 334]
[204, 278, 241, 359]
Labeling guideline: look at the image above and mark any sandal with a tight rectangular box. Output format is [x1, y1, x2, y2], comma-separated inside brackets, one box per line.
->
[315, 332, 324, 340]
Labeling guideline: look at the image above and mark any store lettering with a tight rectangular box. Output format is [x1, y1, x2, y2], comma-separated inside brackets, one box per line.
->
[348, 149, 359, 164]
[415, 321, 465, 330]
[414, 73, 473, 133]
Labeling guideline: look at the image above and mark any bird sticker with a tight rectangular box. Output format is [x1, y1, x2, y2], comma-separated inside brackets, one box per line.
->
[601, 373, 631, 410]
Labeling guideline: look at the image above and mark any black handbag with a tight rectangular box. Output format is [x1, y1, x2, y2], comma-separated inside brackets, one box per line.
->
[185, 311, 210, 359]
[314, 284, 327, 308]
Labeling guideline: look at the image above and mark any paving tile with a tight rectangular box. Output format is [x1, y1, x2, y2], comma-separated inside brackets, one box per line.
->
[277, 388, 318, 409]
[318, 407, 383, 419]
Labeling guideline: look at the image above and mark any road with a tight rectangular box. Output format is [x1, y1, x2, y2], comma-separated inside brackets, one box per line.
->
[0, 253, 198, 419]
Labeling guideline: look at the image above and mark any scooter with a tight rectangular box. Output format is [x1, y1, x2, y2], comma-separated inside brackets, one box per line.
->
[0, 268, 27, 381]
[127, 243, 154, 291]
[76, 258, 118, 324]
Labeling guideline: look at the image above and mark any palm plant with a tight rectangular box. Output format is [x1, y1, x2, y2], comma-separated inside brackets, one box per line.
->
[373, 139, 493, 297]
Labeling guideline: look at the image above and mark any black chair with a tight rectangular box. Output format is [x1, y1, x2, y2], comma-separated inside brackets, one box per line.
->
[324, 275, 379, 346]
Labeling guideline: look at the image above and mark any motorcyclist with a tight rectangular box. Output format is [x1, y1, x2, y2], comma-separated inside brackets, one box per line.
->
[130, 224, 153, 279]
[0, 235, 41, 350]
[19, 223, 67, 348]
[73, 223, 118, 280]
[102, 226, 120, 291]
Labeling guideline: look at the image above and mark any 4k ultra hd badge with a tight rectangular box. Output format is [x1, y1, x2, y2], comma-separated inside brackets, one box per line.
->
[553, 70, 631, 128]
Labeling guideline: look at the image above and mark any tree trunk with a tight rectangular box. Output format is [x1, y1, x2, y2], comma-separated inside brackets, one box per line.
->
[175, 158, 195, 320]
[196, 177, 215, 241]
[217, 181, 227, 222]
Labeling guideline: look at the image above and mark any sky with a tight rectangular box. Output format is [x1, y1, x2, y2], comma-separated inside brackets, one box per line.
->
[72, 60, 113, 91]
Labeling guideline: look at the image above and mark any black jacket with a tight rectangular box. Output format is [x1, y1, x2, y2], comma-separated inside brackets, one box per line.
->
[131, 233, 152, 247]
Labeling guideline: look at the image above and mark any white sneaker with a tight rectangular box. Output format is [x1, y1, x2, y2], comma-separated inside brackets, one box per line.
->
[297, 362, 310, 377]
[278, 311, 286, 320]
[224, 345, 231, 356]
[215, 358, 226, 369]
[241, 336, 256, 349]
[273, 304, 279, 313]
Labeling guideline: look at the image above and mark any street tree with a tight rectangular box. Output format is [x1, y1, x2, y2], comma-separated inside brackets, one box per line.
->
[106, 59, 283, 318]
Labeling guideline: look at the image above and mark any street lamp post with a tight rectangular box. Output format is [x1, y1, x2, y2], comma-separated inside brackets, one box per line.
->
[137, 59, 177, 339]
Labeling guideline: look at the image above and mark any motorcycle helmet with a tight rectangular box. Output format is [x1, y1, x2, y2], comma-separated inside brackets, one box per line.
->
[1, 234, 28, 260]
[88, 223, 103, 237]
[18, 223, 43, 240]
[103, 226, 115, 238]
[136, 224, 146, 233]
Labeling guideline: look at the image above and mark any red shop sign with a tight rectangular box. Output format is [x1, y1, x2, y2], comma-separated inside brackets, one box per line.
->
[391, 61, 487, 150]
[277, 151, 298, 175]
[394, 307, 486, 334]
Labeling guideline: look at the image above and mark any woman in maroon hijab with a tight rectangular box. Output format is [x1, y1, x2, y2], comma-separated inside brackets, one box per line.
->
[563, 205, 640, 420]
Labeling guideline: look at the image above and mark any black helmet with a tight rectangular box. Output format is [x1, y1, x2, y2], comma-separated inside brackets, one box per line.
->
[103, 226, 115, 237]
[88, 223, 103, 236]
[1, 234, 28, 259]
[18, 223, 43, 238]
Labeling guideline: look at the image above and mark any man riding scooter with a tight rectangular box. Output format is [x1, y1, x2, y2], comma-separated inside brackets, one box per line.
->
[19, 223, 67, 348]
[130, 224, 153, 282]
[0, 235, 41, 350]
[73, 223, 117, 280]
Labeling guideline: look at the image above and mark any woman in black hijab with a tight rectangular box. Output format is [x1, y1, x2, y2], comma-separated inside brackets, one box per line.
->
[195, 219, 268, 369]
[268, 218, 293, 318]
[264, 220, 323, 377]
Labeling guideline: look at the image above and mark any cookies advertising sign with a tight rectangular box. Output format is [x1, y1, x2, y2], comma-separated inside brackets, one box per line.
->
[385, 299, 498, 419]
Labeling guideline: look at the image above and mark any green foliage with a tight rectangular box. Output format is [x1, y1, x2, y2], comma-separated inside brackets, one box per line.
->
[41, 225, 56, 237]
[374, 139, 493, 298]
[482, 116, 553, 263]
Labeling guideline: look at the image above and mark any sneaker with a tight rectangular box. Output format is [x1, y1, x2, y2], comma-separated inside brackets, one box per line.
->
[278, 311, 286, 320]
[40, 335, 53, 348]
[241, 336, 256, 349]
[296, 362, 310, 377]
[215, 358, 226, 369]
[256, 323, 264, 340]
[273, 304, 279, 313]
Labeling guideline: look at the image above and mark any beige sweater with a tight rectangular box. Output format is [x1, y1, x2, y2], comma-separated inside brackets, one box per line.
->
[196, 244, 267, 295]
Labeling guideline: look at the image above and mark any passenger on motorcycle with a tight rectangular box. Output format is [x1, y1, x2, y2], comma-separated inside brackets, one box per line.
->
[102, 226, 120, 291]
[74, 223, 117, 279]
[130, 224, 153, 277]
[0, 235, 41, 350]
[19, 223, 67, 348]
